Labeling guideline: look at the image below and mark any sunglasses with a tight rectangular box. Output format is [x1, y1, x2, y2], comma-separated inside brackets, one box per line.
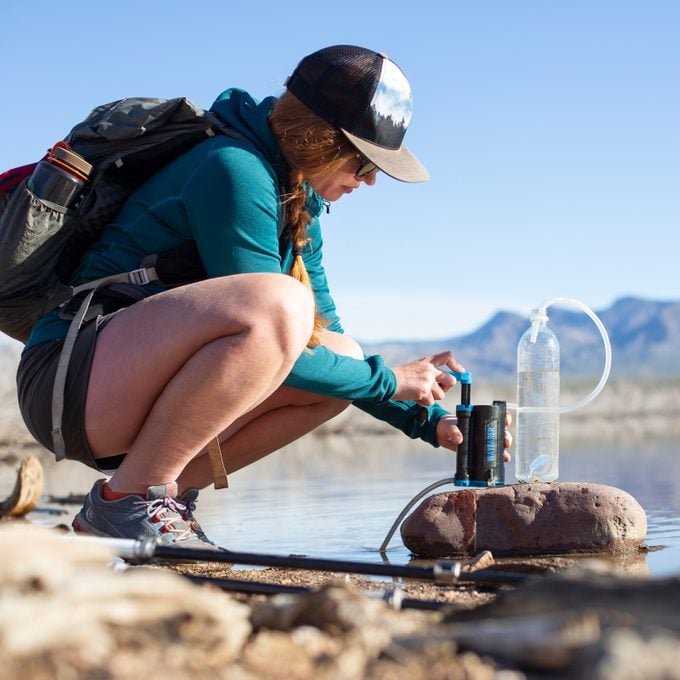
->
[355, 155, 379, 178]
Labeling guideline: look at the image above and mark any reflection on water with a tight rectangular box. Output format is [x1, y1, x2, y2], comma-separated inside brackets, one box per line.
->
[193, 437, 680, 577]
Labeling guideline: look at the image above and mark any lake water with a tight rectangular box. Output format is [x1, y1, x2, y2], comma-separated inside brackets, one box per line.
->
[189, 438, 680, 577]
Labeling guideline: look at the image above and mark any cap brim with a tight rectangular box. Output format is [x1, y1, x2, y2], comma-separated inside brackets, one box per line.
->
[341, 128, 430, 183]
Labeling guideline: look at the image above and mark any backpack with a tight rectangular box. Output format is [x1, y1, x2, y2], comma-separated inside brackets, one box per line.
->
[0, 97, 232, 344]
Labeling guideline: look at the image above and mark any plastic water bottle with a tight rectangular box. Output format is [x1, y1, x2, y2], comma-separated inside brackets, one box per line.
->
[28, 144, 92, 210]
[515, 309, 560, 483]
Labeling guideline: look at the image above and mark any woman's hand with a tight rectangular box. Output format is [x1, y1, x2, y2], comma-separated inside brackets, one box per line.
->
[391, 351, 464, 406]
[436, 412, 513, 462]
[435, 415, 464, 450]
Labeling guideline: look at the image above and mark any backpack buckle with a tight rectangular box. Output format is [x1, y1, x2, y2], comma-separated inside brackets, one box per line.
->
[128, 267, 156, 286]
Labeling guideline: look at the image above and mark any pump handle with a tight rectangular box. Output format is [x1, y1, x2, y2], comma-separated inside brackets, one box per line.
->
[447, 370, 472, 384]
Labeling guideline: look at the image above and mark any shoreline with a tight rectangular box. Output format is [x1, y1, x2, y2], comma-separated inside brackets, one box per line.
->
[0, 484, 676, 678]
[2, 377, 680, 454]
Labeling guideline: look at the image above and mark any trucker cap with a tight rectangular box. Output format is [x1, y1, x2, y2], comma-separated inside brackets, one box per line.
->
[285, 45, 429, 183]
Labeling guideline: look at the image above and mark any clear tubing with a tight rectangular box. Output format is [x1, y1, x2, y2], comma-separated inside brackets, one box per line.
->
[506, 297, 612, 415]
[378, 478, 455, 553]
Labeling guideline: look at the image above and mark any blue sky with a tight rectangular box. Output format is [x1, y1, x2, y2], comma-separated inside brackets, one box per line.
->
[2, 1, 678, 342]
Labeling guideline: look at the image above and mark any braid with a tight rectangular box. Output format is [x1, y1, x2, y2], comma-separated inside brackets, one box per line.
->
[270, 92, 357, 348]
[283, 169, 326, 346]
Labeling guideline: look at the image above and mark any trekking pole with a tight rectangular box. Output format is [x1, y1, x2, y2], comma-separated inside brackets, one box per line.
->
[83, 537, 528, 586]
[183, 573, 453, 611]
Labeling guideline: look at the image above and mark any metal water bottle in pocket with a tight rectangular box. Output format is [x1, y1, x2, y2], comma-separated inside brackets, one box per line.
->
[28, 143, 92, 210]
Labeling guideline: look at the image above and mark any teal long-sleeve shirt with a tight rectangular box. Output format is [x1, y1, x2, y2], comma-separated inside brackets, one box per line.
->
[26, 88, 449, 445]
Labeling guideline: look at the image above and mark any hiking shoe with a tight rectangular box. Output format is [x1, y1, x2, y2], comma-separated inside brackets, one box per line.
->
[178, 488, 217, 546]
[72, 479, 215, 547]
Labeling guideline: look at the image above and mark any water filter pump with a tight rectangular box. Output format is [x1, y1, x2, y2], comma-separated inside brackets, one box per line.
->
[450, 371, 506, 487]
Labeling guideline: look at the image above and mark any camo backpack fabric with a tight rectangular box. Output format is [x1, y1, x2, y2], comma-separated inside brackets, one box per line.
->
[0, 97, 233, 343]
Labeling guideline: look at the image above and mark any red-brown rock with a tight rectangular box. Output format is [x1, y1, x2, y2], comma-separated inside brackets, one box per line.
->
[400, 483, 647, 557]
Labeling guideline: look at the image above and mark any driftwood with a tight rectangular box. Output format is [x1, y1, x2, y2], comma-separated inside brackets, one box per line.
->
[440, 564, 680, 675]
[0, 454, 43, 518]
[393, 610, 600, 671]
[461, 550, 495, 572]
[449, 566, 680, 632]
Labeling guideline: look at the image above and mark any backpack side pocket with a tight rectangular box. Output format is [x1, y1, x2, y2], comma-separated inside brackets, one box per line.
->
[0, 181, 78, 342]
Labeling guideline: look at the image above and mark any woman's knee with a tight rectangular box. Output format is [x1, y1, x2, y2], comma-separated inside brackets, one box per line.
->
[245, 274, 315, 355]
[317, 329, 364, 360]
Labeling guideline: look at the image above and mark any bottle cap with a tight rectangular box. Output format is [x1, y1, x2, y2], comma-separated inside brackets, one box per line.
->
[51, 146, 93, 177]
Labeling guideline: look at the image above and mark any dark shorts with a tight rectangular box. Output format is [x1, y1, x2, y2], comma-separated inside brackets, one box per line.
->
[16, 313, 126, 472]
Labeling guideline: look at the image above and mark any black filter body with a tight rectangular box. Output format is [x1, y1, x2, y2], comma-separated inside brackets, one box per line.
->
[454, 401, 506, 487]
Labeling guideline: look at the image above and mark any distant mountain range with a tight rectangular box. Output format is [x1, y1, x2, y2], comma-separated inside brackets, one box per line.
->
[363, 297, 680, 381]
[0, 297, 677, 384]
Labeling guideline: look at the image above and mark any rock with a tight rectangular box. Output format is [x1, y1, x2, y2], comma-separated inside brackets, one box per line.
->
[401, 483, 647, 557]
[582, 627, 680, 680]
[0, 523, 251, 678]
[250, 584, 389, 634]
[242, 629, 334, 679]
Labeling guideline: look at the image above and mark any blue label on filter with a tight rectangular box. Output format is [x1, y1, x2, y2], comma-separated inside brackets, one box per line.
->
[486, 420, 497, 461]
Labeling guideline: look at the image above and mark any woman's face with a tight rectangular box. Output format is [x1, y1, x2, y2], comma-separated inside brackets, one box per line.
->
[308, 156, 378, 202]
